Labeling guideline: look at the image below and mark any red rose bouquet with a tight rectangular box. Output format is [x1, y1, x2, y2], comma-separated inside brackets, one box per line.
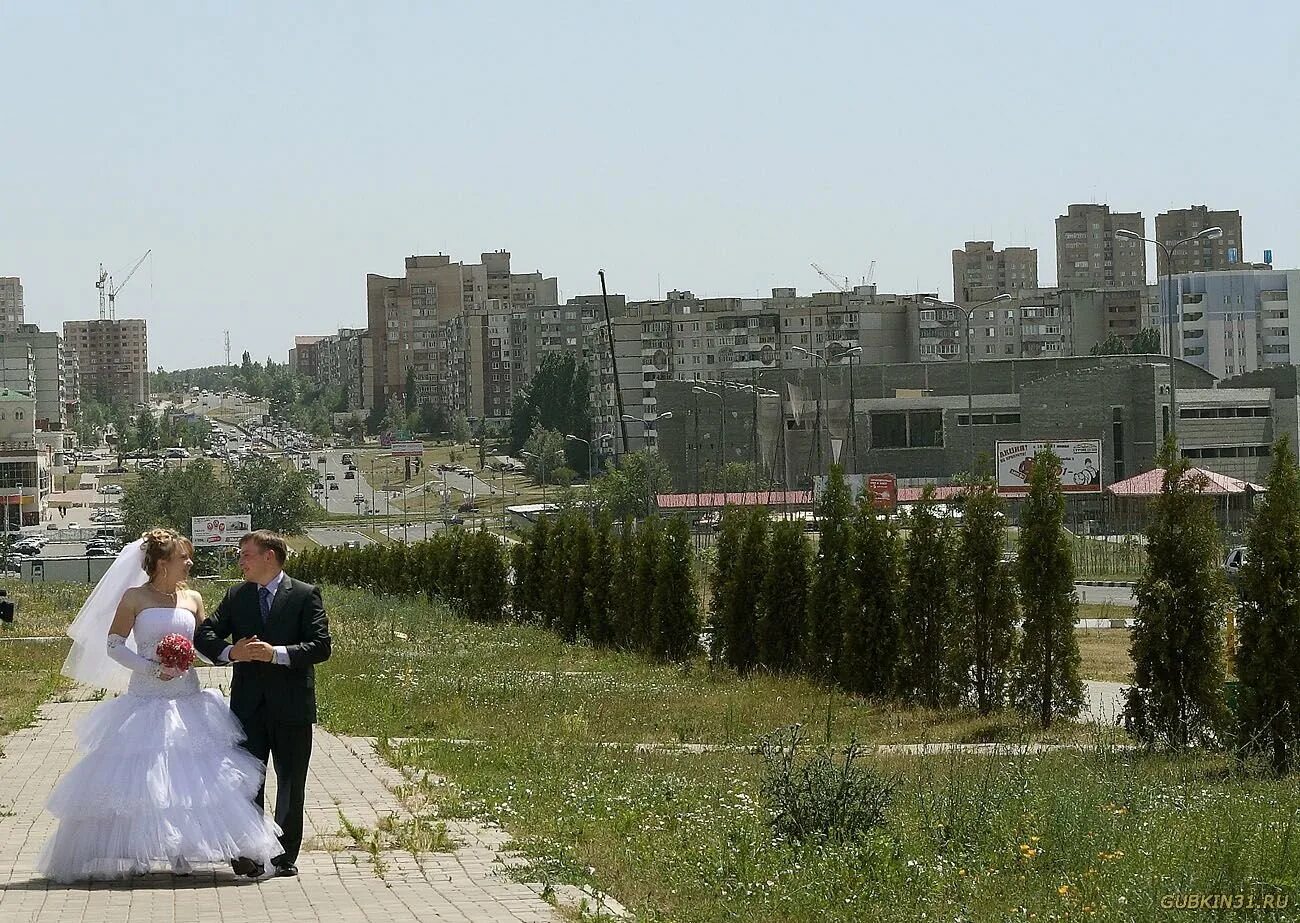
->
[156, 633, 196, 672]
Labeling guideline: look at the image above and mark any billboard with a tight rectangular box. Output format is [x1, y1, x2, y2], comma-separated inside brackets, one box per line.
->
[995, 440, 1102, 495]
[866, 473, 898, 511]
[191, 515, 253, 547]
[390, 441, 424, 458]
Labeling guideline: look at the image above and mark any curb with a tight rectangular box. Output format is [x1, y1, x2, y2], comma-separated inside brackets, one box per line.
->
[1076, 580, 1136, 588]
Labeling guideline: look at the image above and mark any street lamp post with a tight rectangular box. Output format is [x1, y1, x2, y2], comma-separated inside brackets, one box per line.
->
[693, 388, 725, 506]
[791, 344, 861, 474]
[1115, 226, 1223, 445]
[923, 293, 1012, 475]
[565, 434, 593, 485]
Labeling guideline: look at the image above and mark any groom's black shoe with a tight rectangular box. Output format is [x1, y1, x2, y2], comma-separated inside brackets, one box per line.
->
[231, 856, 264, 878]
[271, 854, 298, 877]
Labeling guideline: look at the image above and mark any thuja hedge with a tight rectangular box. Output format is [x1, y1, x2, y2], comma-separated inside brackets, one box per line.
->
[293, 529, 509, 622]
[290, 511, 701, 661]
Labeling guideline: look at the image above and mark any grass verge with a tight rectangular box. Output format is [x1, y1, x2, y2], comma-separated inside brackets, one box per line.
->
[310, 588, 1298, 922]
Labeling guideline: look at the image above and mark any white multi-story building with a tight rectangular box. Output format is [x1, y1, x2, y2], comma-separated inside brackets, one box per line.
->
[0, 388, 50, 529]
[1154, 269, 1300, 379]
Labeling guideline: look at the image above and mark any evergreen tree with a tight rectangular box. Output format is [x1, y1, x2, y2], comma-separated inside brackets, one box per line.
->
[655, 516, 701, 660]
[1125, 441, 1228, 748]
[610, 519, 639, 648]
[757, 520, 809, 673]
[1238, 436, 1300, 774]
[559, 514, 592, 640]
[1124, 442, 1228, 748]
[510, 540, 530, 618]
[960, 481, 1018, 714]
[842, 497, 901, 698]
[805, 465, 854, 681]
[1130, 327, 1162, 354]
[726, 509, 769, 673]
[633, 516, 664, 653]
[710, 508, 747, 667]
[586, 513, 616, 646]
[521, 516, 551, 622]
[1015, 450, 1084, 727]
[899, 489, 958, 707]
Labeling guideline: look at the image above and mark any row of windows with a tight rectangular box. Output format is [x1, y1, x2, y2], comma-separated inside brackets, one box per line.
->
[1178, 406, 1270, 419]
[1181, 445, 1272, 459]
[955, 413, 1022, 426]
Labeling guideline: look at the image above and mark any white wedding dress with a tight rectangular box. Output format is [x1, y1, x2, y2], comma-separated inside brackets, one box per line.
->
[38, 606, 281, 882]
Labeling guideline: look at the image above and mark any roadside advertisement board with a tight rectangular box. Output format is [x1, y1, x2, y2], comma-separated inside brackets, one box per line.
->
[995, 440, 1102, 495]
[390, 441, 425, 458]
[867, 473, 898, 510]
[191, 515, 253, 547]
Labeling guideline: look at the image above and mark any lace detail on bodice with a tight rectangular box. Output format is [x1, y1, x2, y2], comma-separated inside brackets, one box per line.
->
[127, 607, 200, 699]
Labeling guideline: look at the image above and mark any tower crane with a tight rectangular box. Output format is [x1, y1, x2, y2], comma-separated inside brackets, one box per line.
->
[96, 250, 151, 320]
[810, 262, 851, 294]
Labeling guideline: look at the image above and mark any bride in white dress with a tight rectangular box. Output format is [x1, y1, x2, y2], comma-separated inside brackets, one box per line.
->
[38, 529, 281, 882]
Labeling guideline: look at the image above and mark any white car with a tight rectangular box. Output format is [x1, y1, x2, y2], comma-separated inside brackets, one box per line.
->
[97, 484, 124, 495]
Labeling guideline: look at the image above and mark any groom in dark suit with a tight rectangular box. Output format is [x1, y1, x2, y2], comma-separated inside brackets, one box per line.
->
[195, 530, 332, 879]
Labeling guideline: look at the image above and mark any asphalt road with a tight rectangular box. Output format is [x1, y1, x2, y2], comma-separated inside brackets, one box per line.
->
[305, 528, 376, 548]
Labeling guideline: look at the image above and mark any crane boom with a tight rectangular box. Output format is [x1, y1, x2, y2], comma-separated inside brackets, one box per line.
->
[810, 262, 850, 294]
[106, 249, 151, 320]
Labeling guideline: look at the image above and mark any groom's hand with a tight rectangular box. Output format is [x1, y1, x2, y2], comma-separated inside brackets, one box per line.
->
[231, 637, 276, 663]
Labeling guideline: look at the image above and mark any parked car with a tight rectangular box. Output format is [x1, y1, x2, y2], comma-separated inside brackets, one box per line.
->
[85, 546, 116, 557]
[97, 484, 124, 495]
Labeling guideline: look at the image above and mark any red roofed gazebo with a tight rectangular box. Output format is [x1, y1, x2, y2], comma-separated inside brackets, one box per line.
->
[1106, 465, 1265, 534]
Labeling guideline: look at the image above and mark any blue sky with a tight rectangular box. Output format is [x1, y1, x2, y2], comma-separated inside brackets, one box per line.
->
[3, 1, 1297, 369]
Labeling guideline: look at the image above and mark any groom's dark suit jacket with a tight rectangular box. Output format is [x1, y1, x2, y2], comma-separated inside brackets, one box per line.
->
[195, 576, 332, 724]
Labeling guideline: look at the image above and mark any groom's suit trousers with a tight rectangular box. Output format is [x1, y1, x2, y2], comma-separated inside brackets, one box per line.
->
[240, 702, 313, 864]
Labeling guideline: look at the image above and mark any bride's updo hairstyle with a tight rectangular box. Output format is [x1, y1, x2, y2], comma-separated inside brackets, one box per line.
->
[141, 528, 194, 579]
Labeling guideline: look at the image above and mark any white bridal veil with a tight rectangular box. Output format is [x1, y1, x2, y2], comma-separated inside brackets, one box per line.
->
[61, 539, 149, 692]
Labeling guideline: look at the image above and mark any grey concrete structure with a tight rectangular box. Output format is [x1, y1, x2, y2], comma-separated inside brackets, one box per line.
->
[1155, 206, 1244, 275]
[952, 241, 1038, 303]
[1056, 204, 1146, 289]
[654, 355, 1228, 489]
[0, 276, 23, 332]
[3, 326, 70, 430]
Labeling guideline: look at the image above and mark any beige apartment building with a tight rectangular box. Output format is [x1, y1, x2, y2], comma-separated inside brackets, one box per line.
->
[1056, 204, 1146, 289]
[62, 318, 149, 405]
[0, 277, 24, 333]
[951, 241, 1038, 303]
[366, 252, 558, 421]
[1154, 206, 1244, 275]
[589, 286, 917, 454]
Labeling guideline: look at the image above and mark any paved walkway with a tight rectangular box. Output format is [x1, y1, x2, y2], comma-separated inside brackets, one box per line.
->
[0, 670, 562, 923]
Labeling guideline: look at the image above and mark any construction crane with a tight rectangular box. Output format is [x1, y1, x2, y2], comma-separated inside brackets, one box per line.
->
[96, 249, 151, 320]
[810, 262, 851, 294]
[811, 261, 876, 293]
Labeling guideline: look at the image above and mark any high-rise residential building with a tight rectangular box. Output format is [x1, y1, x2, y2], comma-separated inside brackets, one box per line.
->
[62, 318, 149, 405]
[289, 336, 325, 380]
[0, 387, 51, 528]
[1154, 206, 1244, 275]
[1, 326, 70, 430]
[0, 277, 24, 332]
[366, 252, 558, 420]
[952, 241, 1038, 303]
[1056, 204, 1146, 288]
[1151, 268, 1300, 379]
[590, 286, 916, 454]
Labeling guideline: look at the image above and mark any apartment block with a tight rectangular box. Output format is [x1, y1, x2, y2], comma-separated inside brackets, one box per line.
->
[952, 241, 1038, 303]
[3, 326, 70, 430]
[290, 336, 325, 379]
[1056, 204, 1146, 288]
[366, 252, 558, 419]
[0, 387, 51, 528]
[589, 286, 915, 454]
[1157, 269, 1300, 379]
[62, 318, 149, 405]
[0, 277, 24, 332]
[1154, 206, 1244, 275]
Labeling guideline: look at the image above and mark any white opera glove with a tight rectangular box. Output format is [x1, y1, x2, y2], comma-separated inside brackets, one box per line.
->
[106, 634, 164, 679]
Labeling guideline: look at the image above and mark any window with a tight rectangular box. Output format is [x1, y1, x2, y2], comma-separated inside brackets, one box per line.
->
[871, 412, 908, 449]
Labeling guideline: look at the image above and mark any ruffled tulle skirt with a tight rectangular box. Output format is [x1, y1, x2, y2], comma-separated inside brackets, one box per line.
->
[37, 677, 282, 882]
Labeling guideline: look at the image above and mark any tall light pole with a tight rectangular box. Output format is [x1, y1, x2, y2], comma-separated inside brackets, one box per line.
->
[791, 344, 861, 474]
[693, 388, 725, 505]
[1115, 226, 1223, 446]
[565, 434, 593, 504]
[923, 293, 1011, 475]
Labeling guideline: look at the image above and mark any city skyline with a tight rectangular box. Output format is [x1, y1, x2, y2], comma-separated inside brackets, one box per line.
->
[3, 1, 1296, 369]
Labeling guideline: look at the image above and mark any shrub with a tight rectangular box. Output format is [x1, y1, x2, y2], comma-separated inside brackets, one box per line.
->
[758, 724, 894, 843]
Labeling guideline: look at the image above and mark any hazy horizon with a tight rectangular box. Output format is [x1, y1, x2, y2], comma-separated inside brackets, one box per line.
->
[3, 1, 1297, 369]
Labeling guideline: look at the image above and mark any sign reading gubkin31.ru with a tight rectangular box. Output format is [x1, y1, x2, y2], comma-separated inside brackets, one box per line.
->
[995, 440, 1102, 496]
